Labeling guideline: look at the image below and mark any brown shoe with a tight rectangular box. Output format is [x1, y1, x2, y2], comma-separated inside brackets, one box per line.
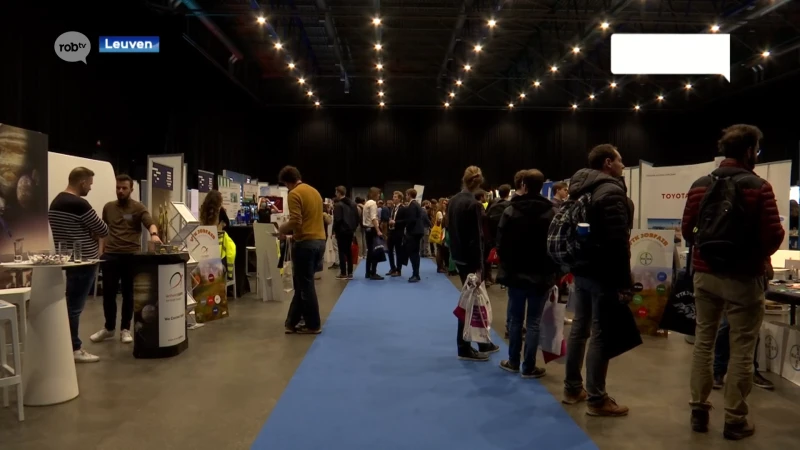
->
[562, 389, 588, 405]
[724, 420, 755, 440]
[587, 397, 629, 417]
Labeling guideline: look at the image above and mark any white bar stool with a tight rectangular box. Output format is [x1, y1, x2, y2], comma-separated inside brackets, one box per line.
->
[0, 288, 30, 351]
[0, 300, 24, 421]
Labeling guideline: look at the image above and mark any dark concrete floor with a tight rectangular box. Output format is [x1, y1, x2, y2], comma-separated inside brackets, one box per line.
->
[2, 265, 799, 450]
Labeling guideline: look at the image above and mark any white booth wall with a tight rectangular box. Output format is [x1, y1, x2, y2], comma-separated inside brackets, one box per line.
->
[754, 160, 792, 250]
[47, 152, 117, 218]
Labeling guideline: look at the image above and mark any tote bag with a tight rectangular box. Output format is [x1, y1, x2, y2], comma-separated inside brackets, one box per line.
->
[429, 225, 444, 244]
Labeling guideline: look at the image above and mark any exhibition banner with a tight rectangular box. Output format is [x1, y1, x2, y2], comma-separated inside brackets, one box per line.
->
[629, 229, 675, 335]
[639, 160, 716, 247]
[219, 184, 240, 215]
[0, 124, 49, 289]
[151, 162, 174, 191]
[187, 226, 228, 323]
[243, 183, 259, 203]
[198, 169, 213, 193]
[157, 263, 187, 347]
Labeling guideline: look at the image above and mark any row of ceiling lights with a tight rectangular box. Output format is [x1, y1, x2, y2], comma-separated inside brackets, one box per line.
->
[257, 15, 321, 106]
[447, 19, 773, 111]
[372, 17, 387, 107]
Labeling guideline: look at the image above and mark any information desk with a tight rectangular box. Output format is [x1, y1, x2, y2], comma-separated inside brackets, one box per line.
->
[766, 284, 800, 326]
[131, 252, 190, 359]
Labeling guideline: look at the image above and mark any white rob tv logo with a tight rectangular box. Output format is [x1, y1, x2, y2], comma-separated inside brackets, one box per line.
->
[99, 36, 160, 53]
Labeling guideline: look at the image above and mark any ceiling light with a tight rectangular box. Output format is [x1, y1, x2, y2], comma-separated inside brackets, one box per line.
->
[456, 79, 463, 86]
[444, 102, 450, 108]
[657, 95, 664, 101]
[288, 62, 295, 69]
[572, 46, 581, 54]
[377, 79, 384, 84]
[372, 17, 381, 26]
[519, 93, 526, 99]
[474, 44, 482, 52]
[298, 77, 305, 84]
[634, 105, 641, 111]
[685, 83, 692, 90]
[256, 16, 266, 25]
[572, 104, 578, 109]
[374, 43, 382, 51]
[610, 82, 617, 88]
[589, 94, 595, 99]
[550, 65, 558, 72]
[464, 64, 472, 71]
[762, 50, 770, 58]
[376, 63, 383, 70]
[306, 90, 313, 96]
[710, 24, 720, 32]
[600, 22, 610, 30]
[449, 92, 455, 98]
[379, 101, 385, 107]
[488, 19, 497, 27]
[533, 80, 541, 87]
[508, 103, 514, 108]
[314, 101, 320, 106]
[378, 91, 385, 97]
[274, 42, 283, 50]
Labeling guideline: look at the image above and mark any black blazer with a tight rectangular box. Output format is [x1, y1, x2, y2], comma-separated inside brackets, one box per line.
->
[401, 200, 425, 236]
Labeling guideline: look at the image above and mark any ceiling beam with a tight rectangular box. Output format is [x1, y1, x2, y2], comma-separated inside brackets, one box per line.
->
[315, 0, 351, 93]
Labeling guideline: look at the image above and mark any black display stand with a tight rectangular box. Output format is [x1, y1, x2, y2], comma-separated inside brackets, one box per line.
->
[132, 252, 191, 359]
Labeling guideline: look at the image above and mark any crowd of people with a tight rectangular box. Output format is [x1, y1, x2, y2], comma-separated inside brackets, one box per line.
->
[48, 124, 781, 442]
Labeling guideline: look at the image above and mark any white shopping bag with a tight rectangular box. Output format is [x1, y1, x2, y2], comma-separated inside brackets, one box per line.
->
[758, 321, 788, 376]
[539, 286, 567, 363]
[282, 238, 294, 294]
[455, 274, 493, 344]
[781, 325, 800, 386]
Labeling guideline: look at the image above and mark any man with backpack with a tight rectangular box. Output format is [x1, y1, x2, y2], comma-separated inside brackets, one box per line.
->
[333, 186, 360, 280]
[550, 144, 638, 417]
[681, 125, 783, 440]
[486, 184, 512, 249]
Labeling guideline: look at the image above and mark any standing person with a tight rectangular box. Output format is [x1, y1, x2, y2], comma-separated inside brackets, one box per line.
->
[435, 199, 448, 273]
[91, 174, 161, 345]
[681, 125, 783, 440]
[448, 166, 500, 361]
[355, 197, 366, 258]
[386, 191, 407, 277]
[49, 167, 109, 362]
[363, 187, 384, 280]
[496, 169, 558, 377]
[401, 188, 425, 282]
[278, 166, 327, 334]
[428, 199, 439, 258]
[551, 181, 568, 207]
[379, 199, 390, 238]
[562, 144, 637, 417]
[421, 200, 432, 257]
[333, 186, 359, 280]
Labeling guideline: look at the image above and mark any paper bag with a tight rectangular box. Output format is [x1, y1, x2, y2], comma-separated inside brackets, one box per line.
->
[780, 325, 800, 386]
[758, 321, 788, 376]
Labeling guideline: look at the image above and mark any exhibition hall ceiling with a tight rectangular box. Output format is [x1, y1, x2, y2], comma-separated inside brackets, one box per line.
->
[155, 0, 799, 110]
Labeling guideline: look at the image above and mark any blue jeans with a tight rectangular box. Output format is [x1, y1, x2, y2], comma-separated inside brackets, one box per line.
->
[506, 287, 548, 371]
[66, 265, 97, 351]
[714, 315, 760, 377]
[285, 239, 326, 330]
[564, 276, 611, 405]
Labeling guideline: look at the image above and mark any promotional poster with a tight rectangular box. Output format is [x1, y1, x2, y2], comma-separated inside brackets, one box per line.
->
[133, 262, 187, 348]
[629, 230, 675, 336]
[0, 124, 49, 289]
[188, 226, 228, 323]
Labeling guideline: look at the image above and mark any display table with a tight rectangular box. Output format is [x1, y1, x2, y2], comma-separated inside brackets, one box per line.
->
[130, 252, 190, 359]
[1, 260, 97, 406]
[766, 284, 800, 326]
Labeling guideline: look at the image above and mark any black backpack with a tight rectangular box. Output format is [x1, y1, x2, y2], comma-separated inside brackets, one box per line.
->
[693, 172, 760, 270]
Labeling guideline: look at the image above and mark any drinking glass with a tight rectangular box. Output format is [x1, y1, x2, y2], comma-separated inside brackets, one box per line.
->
[73, 241, 82, 263]
[13, 240, 24, 262]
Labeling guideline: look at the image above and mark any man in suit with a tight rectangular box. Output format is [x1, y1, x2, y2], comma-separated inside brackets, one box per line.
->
[402, 188, 425, 282]
[386, 192, 407, 277]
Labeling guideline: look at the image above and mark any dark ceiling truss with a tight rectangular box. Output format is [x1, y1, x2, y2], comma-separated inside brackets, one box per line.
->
[175, 0, 800, 109]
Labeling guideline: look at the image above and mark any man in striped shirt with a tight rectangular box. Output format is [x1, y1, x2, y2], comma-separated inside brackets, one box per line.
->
[48, 167, 109, 363]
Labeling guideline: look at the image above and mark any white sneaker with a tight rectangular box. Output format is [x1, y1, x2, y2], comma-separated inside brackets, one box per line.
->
[120, 329, 133, 344]
[90, 328, 115, 343]
[73, 349, 100, 363]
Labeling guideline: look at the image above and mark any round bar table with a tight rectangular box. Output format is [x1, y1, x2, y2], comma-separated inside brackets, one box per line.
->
[1, 261, 97, 406]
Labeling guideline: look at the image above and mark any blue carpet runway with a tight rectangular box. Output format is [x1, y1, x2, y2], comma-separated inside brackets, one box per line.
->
[252, 258, 598, 450]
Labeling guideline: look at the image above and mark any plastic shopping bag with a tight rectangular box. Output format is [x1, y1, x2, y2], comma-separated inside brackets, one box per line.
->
[429, 225, 444, 244]
[453, 274, 493, 344]
[372, 236, 388, 263]
[282, 238, 294, 293]
[539, 286, 567, 363]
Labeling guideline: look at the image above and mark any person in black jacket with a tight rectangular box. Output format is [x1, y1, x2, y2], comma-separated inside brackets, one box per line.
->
[333, 186, 359, 280]
[495, 169, 558, 378]
[386, 191, 407, 277]
[401, 188, 425, 282]
[448, 166, 500, 361]
[563, 144, 636, 417]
